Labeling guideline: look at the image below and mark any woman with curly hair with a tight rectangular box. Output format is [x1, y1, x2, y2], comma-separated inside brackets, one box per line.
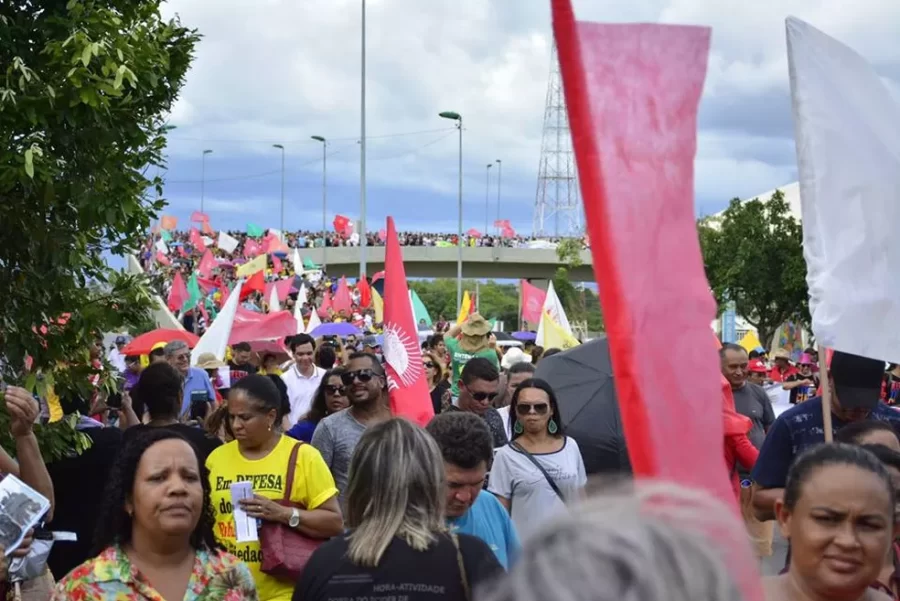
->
[286, 367, 349, 443]
[50, 429, 257, 601]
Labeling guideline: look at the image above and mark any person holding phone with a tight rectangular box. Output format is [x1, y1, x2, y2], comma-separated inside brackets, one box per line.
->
[164, 341, 215, 417]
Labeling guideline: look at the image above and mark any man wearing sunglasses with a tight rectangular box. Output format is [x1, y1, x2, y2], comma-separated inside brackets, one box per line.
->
[449, 358, 508, 448]
[312, 351, 392, 509]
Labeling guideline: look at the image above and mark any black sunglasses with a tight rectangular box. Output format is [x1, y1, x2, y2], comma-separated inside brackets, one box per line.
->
[324, 384, 346, 395]
[423, 361, 436, 369]
[470, 391, 499, 402]
[340, 369, 379, 385]
[516, 402, 550, 416]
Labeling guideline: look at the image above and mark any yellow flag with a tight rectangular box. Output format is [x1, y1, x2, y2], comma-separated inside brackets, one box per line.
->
[541, 311, 580, 349]
[236, 254, 267, 277]
[456, 291, 472, 324]
[46, 386, 63, 423]
[372, 288, 384, 323]
[738, 331, 762, 353]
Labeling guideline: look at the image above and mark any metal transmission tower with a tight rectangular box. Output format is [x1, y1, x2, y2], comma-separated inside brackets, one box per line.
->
[533, 43, 582, 237]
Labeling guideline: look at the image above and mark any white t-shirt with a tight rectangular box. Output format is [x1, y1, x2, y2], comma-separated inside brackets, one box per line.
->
[496, 406, 512, 441]
[281, 364, 325, 425]
[488, 437, 587, 541]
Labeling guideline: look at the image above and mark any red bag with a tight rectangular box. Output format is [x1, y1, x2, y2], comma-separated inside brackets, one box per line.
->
[259, 442, 322, 581]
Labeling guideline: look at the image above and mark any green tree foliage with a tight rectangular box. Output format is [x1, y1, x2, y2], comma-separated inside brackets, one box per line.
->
[0, 1, 199, 460]
[697, 190, 809, 347]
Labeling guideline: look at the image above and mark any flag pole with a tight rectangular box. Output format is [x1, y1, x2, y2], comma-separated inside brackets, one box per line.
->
[818, 344, 833, 442]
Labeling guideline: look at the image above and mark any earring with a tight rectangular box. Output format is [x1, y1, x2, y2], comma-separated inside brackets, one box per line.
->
[514, 420, 523, 435]
[548, 419, 558, 435]
[268, 424, 272, 432]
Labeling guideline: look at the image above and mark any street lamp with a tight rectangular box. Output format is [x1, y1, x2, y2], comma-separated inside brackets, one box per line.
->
[484, 163, 493, 234]
[495, 159, 502, 234]
[439, 110, 463, 314]
[272, 144, 285, 231]
[311, 135, 328, 271]
[200, 149, 213, 213]
[360, 0, 367, 277]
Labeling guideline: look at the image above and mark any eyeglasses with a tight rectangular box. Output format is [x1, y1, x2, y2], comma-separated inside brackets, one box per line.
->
[340, 369, 378, 385]
[516, 402, 550, 416]
[324, 384, 346, 395]
[470, 391, 499, 402]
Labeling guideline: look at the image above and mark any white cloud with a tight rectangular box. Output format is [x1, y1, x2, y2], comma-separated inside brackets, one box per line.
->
[159, 0, 900, 223]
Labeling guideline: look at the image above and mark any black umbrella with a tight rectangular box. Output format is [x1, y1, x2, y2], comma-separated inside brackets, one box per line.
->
[534, 337, 632, 475]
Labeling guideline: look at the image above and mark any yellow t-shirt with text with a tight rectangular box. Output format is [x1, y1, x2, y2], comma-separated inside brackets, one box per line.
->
[206, 435, 338, 601]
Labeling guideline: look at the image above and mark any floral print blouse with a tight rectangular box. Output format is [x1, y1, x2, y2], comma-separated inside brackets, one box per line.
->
[50, 544, 258, 601]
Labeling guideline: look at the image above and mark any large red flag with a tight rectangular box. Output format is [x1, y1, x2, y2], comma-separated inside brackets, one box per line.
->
[552, 2, 759, 600]
[318, 291, 333, 318]
[240, 270, 265, 300]
[197, 250, 217, 278]
[167, 272, 188, 312]
[189, 228, 207, 253]
[520, 280, 547, 324]
[191, 211, 209, 223]
[333, 277, 352, 314]
[357, 276, 372, 308]
[155, 251, 171, 266]
[383, 217, 433, 425]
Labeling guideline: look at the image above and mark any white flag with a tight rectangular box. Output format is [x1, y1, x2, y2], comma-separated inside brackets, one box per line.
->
[297, 283, 308, 305]
[536, 281, 573, 346]
[292, 248, 304, 277]
[294, 293, 305, 334]
[192, 279, 243, 365]
[305, 307, 321, 335]
[155, 239, 169, 255]
[787, 17, 900, 362]
[217, 231, 239, 254]
[268, 285, 281, 313]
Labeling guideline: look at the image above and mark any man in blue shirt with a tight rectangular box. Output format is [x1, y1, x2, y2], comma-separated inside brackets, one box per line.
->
[426, 412, 521, 569]
[164, 341, 216, 417]
[751, 350, 900, 521]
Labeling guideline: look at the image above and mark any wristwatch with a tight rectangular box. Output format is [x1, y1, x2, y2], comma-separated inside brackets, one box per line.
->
[288, 508, 301, 528]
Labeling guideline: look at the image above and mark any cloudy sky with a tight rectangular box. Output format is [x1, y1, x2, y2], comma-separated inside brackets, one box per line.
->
[157, 0, 900, 237]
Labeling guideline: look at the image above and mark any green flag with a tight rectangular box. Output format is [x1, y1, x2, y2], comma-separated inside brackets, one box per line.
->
[182, 272, 203, 312]
[303, 257, 320, 270]
[246, 222, 265, 238]
[411, 290, 432, 326]
[160, 229, 172, 242]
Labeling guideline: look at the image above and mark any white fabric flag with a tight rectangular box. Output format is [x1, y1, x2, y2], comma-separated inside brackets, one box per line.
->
[155, 239, 169, 254]
[293, 294, 305, 334]
[297, 283, 308, 305]
[217, 231, 239, 254]
[292, 248, 304, 277]
[268, 286, 281, 313]
[787, 16, 900, 362]
[305, 307, 322, 335]
[536, 281, 573, 346]
[192, 279, 243, 365]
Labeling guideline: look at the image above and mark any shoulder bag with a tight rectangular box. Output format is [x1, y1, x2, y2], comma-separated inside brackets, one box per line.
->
[450, 533, 470, 601]
[510, 441, 565, 502]
[259, 442, 322, 581]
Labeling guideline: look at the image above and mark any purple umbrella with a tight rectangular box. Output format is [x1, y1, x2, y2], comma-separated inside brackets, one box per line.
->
[512, 331, 537, 341]
[310, 322, 362, 338]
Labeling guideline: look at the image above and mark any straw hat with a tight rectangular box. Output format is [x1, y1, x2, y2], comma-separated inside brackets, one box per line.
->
[196, 352, 227, 370]
[460, 314, 492, 337]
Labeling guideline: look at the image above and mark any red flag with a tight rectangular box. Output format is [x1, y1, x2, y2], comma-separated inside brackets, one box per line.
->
[272, 255, 283, 274]
[264, 279, 294, 304]
[240, 270, 265, 300]
[197, 250, 217, 278]
[333, 214, 352, 237]
[229, 307, 298, 345]
[520, 280, 547, 324]
[167, 272, 188, 311]
[333, 277, 352, 314]
[202, 221, 215, 236]
[318, 290, 333, 317]
[501, 225, 516, 238]
[197, 276, 219, 292]
[155, 251, 171, 266]
[191, 211, 209, 223]
[177, 245, 189, 259]
[383, 217, 433, 425]
[244, 240, 261, 258]
[371, 271, 385, 283]
[466, 228, 482, 238]
[198, 302, 210, 327]
[160, 215, 178, 230]
[552, 3, 759, 600]
[189, 228, 207, 253]
[357, 276, 372, 308]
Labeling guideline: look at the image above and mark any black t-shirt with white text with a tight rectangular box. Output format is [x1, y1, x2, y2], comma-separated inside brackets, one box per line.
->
[293, 533, 503, 601]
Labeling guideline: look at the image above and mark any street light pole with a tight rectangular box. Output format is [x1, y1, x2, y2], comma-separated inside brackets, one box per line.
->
[439, 111, 463, 314]
[495, 159, 502, 234]
[359, 0, 367, 277]
[484, 163, 492, 234]
[272, 144, 285, 231]
[200, 149, 213, 213]
[311, 136, 328, 271]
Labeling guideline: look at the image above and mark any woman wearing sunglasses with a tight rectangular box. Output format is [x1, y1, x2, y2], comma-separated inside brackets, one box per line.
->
[488, 378, 586, 540]
[287, 367, 351, 443]
[423, 351, 451, 414]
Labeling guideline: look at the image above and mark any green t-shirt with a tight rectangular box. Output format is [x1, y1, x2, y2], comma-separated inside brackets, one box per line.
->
[446, 337, 500, 396]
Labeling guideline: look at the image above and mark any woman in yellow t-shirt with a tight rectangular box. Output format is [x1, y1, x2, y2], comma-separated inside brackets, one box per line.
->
[206, 375, 343, 601]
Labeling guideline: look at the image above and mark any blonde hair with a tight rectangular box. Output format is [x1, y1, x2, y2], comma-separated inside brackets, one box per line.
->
[422, 351, 445, 386]
[345, 418, 447, 567]
[480, 480, 747, 601]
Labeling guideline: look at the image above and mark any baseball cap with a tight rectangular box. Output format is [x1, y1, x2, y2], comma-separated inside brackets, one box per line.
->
[831, 350, 884, 410]
[362, 335, 379, 348]
[748, 359, 768, 374]
[115, 335, 129, 345]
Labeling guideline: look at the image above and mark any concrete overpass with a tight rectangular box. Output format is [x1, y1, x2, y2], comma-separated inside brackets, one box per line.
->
[303, 246, 595, 281]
